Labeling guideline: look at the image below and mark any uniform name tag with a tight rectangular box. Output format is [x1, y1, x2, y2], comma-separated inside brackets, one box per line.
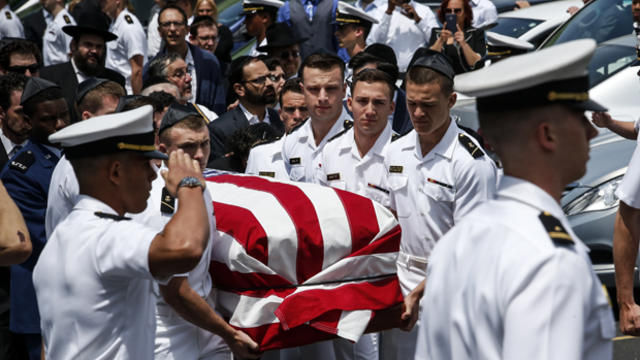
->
[289, 157, 301, 165]
[259, 171, 275, 177]
[389, 165, 403, 173]
[327, 173, 340, 181]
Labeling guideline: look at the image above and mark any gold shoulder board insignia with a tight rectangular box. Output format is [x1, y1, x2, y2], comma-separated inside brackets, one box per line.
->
[343, 119, 353, 129]
[63, 14, 71, 24]
[125, 14, 133, 24]
[5, 11, 11, 19]
[289, 157, 301, 165]
[160, 187, 175, 214]
[327, 173, 340, 181]
[389, 165, 403, 173]
[259, 171, 275, 177]
[458, 133, 484, 159]
[538, 211, 573, 245]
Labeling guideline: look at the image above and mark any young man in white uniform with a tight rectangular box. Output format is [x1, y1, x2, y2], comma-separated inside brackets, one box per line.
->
[417, 39, 614, 359]
[33, 106, 209, 359]
[379, 51, 497, 359]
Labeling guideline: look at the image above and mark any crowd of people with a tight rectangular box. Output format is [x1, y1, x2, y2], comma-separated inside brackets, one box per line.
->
[0, 0, 639, 358]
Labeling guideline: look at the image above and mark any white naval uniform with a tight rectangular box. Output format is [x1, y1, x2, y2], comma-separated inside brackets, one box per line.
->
[147, 11, 162, 58]
[417, 176, 615, 359]
[282, 108, 353, 183]
[379, 120, 496, 360]
[34, 195, 166, 359]
[368, 2, 438, 72]
[245, 137, 289, 180]
[42, 8, 75, 66]
[134, 169, 230, 360]
[45, 155, 76, 238]
[616, 138, 640, 209]
[470, 0, 498, 29]
[0, 4, 24, 38]
[106, 8, 147, 94]
[248, 37, 268, 57]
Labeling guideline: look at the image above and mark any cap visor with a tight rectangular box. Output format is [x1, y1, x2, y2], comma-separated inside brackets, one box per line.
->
[143, 150, 169, 160]
[569, 99, 607, 112]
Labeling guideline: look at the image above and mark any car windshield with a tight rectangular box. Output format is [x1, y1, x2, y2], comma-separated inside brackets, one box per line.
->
[491, 17, 543, 38]
[588, 42, 637, 88]
[541, 0, 633, 48]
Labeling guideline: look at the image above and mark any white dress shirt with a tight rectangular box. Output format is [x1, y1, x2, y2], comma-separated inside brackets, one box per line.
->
[470, 0, 498, 28]
[0, 130, 26, 159]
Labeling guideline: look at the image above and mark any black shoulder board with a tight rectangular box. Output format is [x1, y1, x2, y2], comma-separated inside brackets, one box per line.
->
[458, 133, 485, 159]
[125, 14, 133, 24]
[343, 119, 353, 129]
[63, 14, 71, 24]
[9, 150, 35, 173]
[252, 136, 281, 149]
[538, 211, 573, 245]
[94, 211, 131, 221]
[287, 118, 307, 135]
[160, 187, 175, 214]
[391, 131, 409, 142]
[328, 127, 350, 142]
[5, 11, 11, 19]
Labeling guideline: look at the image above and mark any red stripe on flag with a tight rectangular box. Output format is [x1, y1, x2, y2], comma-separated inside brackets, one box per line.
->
[237, 322, 336, 351]
[274, 277, 402, 330]
[207, 174, 324, 284]
[333, 188, 380, 254]
[347, 224, 401, 258]
[210, 261, 293, 291]
[213, 201, 269, 265]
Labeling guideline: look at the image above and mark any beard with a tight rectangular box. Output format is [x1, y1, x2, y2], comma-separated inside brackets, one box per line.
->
[245, 85, 275, 106]
[73, 51, 106, 76]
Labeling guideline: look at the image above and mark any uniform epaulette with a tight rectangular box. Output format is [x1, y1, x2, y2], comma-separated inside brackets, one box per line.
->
[9, 150, 35, 173]
[458, 133, 485, 159]
[391, 131, 409, 142]
[5, 11, 12, 19]
[124, 14, 133, 24]
[252, 136, 281, 148]
[63, 14, 71, 24]
[343, 119, 353, 129]
[160, 187, 175, 214]
[94, 212, 131, 221]
[287, 118, 307, 135]
[538, 211, 573, 245]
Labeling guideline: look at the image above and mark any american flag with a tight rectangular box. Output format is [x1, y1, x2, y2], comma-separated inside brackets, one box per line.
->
[204, 171, 403, 351]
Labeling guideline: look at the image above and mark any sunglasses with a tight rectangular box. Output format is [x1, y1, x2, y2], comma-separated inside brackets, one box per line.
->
[7, 64, 39, 74]
[445, 8, 462, 14]
[278, 50, 300, 60]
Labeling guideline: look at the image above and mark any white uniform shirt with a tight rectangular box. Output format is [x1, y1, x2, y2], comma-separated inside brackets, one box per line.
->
[470, 0, 498, 29]
[34, 195, 162, 360]
[0, 4, 24, 38]
[245, 137, 289, 179]
[45, 155, 77, 238]
[42, 9, 75, 66]
[248, 37, 268, 57]
[368, 2, 438, 72]
[106, 9, 147, 94]
[147, 11, 162, 59]
[316, 122, 392, 206]
[616, 139, 640, 208]
[282, 108, 352, 183]
[417, 176, 615, 360]
[383, 120, 496, 294]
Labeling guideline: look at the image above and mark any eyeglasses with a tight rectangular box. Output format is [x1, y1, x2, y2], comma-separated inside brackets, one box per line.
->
[6, 64, 39, 74]
[445, 8, 462, 14]
[277, 50, 300, 60]
[243, 74, 281, 85]
[159, 20, 186, 28]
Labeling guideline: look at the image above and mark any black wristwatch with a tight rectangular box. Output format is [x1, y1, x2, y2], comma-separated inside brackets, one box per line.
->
[177, 176, 205, 192]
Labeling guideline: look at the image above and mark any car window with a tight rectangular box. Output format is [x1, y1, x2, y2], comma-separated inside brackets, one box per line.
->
[541, 0, 633, 48]
[588, 43, 637, 87]
[491, 17, 544, 38]
[218, 0, 244, 28]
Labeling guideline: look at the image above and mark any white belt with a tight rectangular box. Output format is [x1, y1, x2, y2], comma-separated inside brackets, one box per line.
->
[397, 251, 428, 272]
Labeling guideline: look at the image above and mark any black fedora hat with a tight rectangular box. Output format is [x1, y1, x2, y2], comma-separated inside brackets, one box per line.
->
[63, 10, 117, 42]
[257, 22, 307, 52]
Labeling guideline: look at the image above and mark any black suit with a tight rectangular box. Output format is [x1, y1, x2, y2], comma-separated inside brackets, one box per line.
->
[40, 62, 126, 122]
[0, 141, 8, 170]
[207, 106, 284, 167]
[22, 10, 46, 50]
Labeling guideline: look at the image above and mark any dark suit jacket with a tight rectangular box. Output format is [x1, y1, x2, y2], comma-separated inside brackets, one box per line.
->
[22, 10, 46, 50]
[207, 106, 284, 167]
[0, 141, 7, 170]
[392, 88, 413, 135]
[40, 62, 126, 121]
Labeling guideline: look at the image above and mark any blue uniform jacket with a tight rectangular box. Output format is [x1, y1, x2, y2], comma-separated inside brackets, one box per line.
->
[0, 141, 60, 333]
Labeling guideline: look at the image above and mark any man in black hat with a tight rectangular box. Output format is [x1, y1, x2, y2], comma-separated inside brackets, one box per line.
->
[40, 12, 125, 122]
[0, 77, 69, 360]
[259, 22, 306, 79]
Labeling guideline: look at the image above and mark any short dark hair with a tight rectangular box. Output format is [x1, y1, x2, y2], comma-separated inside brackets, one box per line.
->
[258, 55, 282, 72]
[229, 56, 260, 86]
[159, 4, 188, 25]
[159, 114, 206, 142]
[0, 73, 27, 111]
[0, 39, 41, 71]
[279, 77, 303, 107]
[147, 91, 177, 111]
[77, 81, 126, 114]
[145, 52, 182, 86]
[405, 66, 453, 95]
[300, 53, 345, 81]
[351, 68, 395, 100]
[22, 87, 65, 117]
[189, 15, 217, 37]
[349, 52, 399, 82]
[119, 96, 154, 112]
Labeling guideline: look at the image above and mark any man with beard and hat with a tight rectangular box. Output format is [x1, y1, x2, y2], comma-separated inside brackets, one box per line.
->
[40, 11, 125, 121]
[207, 56, 284, 166]
[258, 22, 306, 79]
